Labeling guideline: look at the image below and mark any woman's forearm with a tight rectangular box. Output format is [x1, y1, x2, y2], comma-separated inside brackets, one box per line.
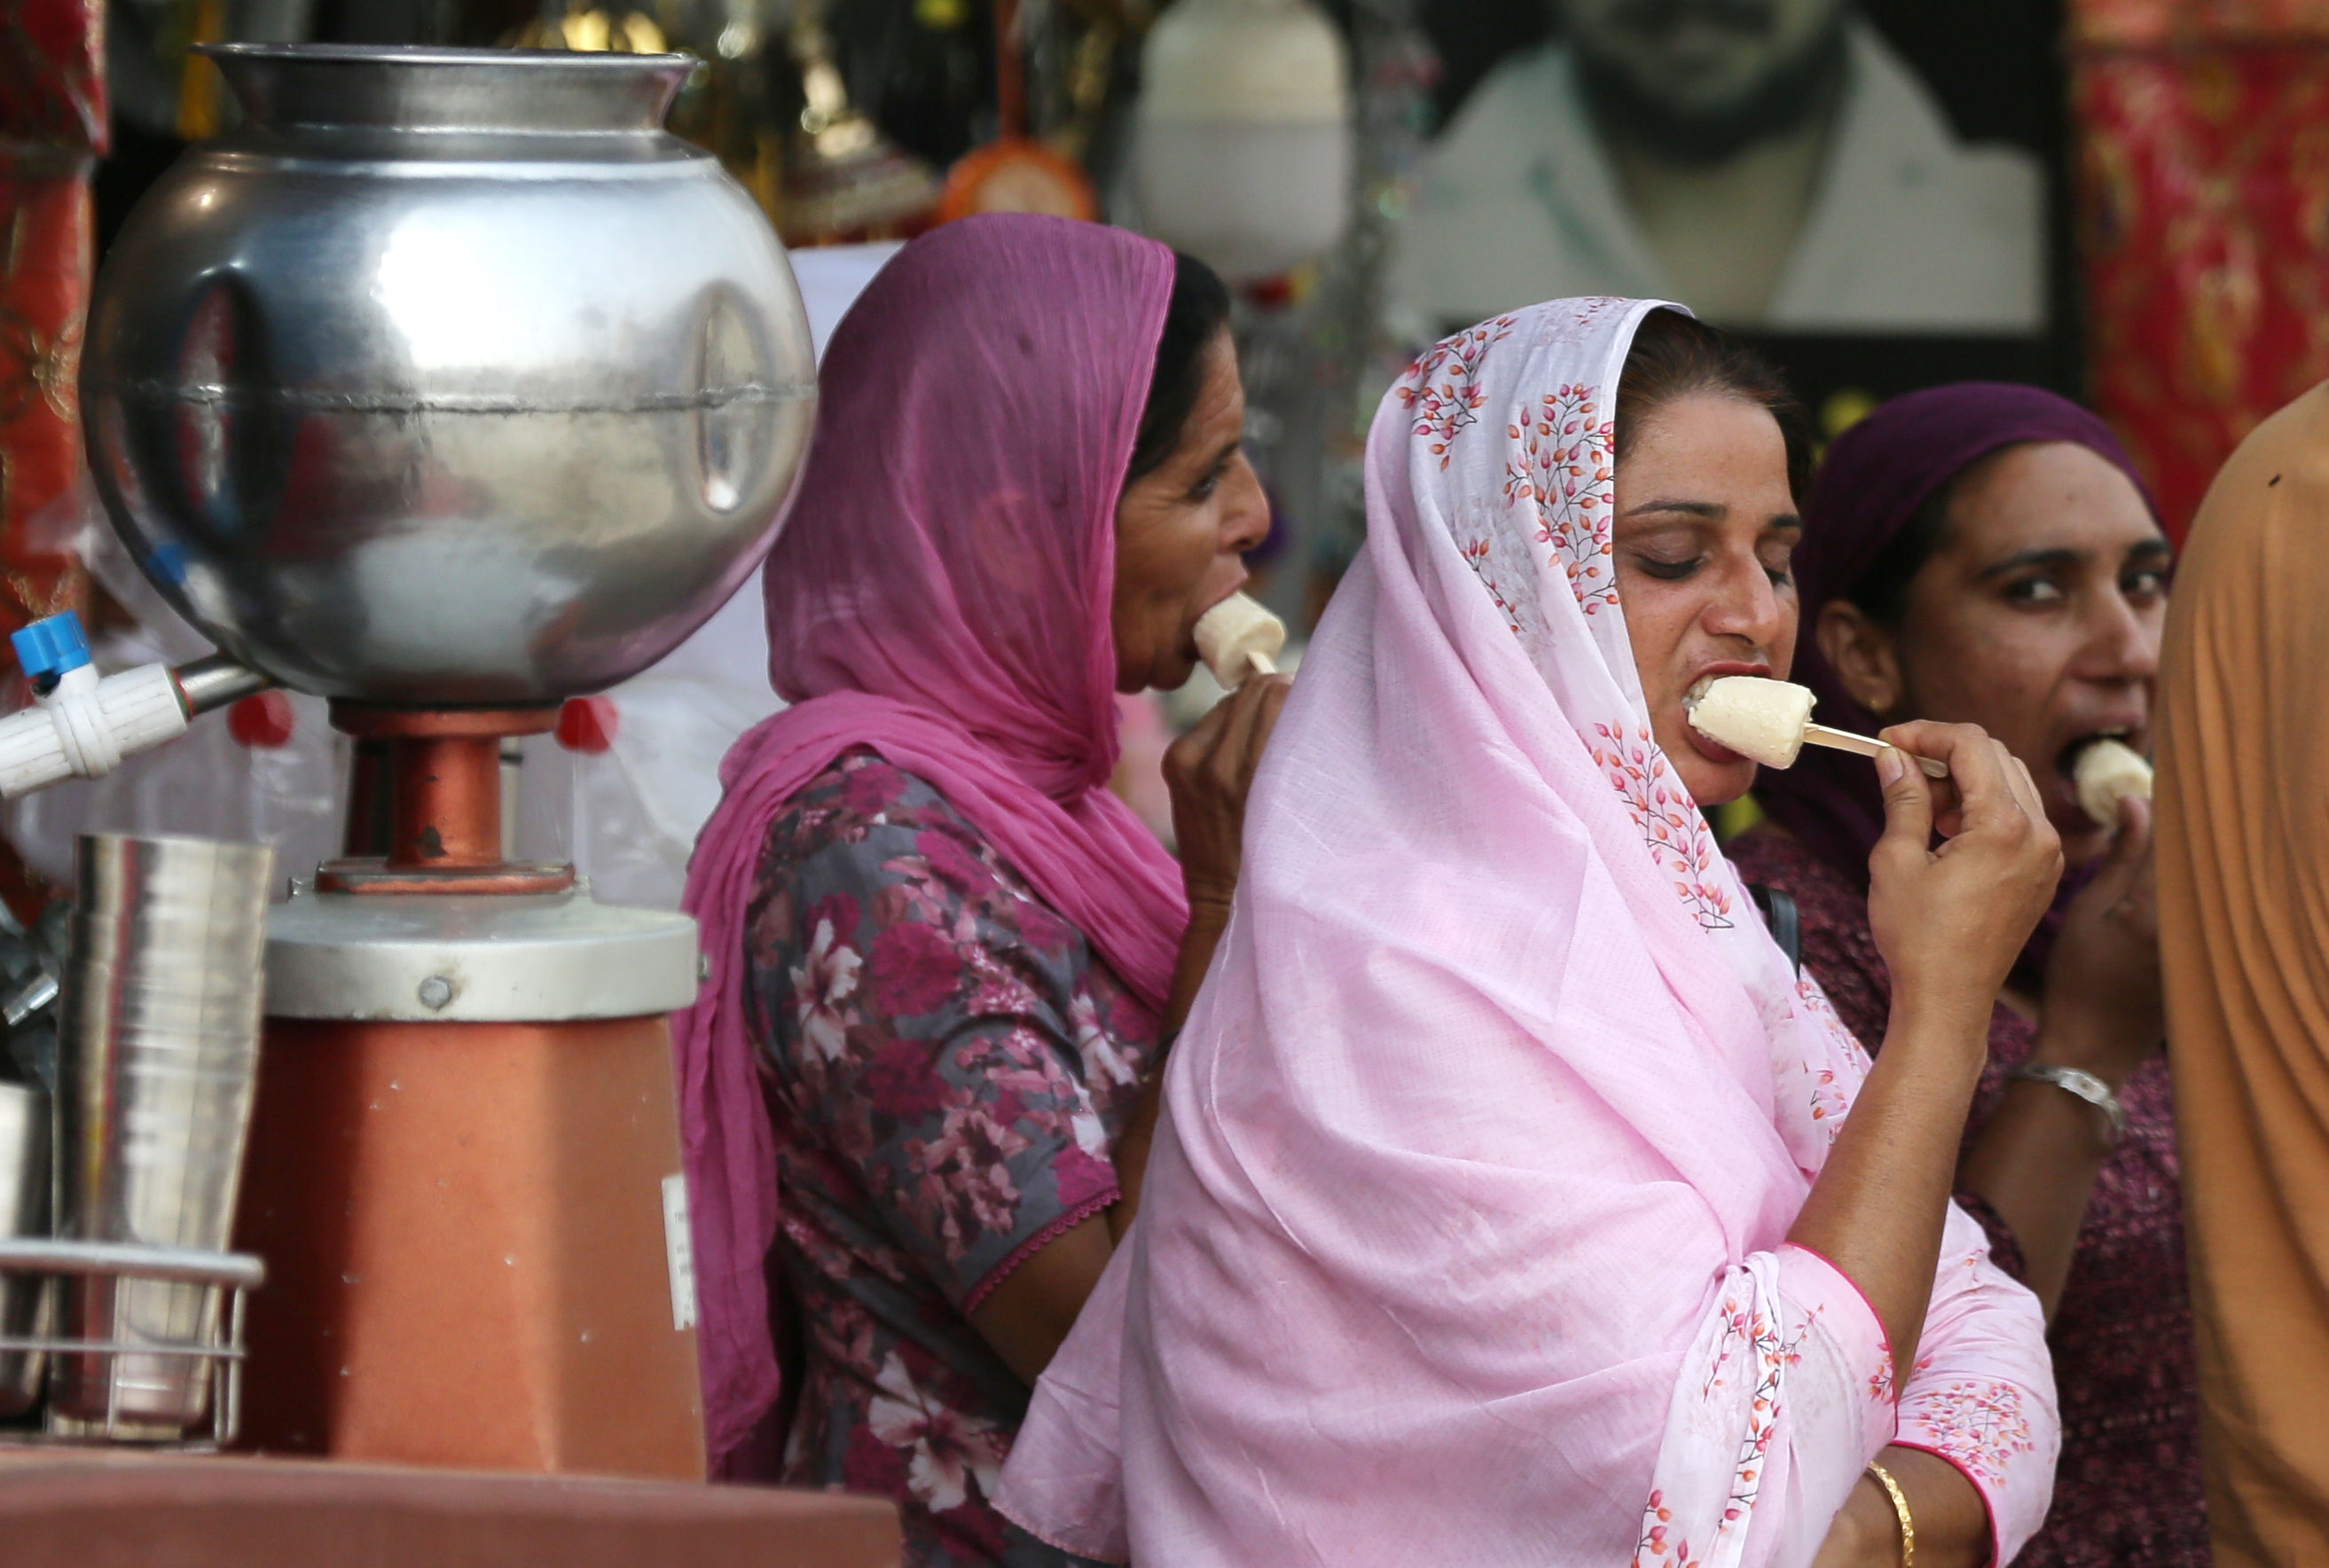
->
[1953, 1071, 2113, 1317]
[1106, 898, 1231, 1243]
[1162, 895, 1233, 1037]
[1788, 998, 1988, 1377]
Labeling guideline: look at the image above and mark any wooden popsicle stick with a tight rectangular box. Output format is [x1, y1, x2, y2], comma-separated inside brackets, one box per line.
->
[1804, 722, 1949, 778]
[1248, 651, 1277, 678]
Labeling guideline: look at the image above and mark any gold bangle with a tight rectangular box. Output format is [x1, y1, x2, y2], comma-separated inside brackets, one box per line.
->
[1866, 1459, 1914, 1568]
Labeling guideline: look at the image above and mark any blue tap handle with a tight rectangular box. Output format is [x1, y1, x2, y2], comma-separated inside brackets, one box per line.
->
[11, 612, 91, 690]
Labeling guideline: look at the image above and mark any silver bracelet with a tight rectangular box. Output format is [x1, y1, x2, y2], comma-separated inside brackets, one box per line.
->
[2011, 1062, 2127, 1148]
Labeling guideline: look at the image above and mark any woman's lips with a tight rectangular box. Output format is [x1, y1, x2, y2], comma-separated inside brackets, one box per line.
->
[1678, 665, 1773, 767]
[1686, 725, 1748, 765]
[2052, 726, 2146, 780]
[1180, 575, 1252, 662]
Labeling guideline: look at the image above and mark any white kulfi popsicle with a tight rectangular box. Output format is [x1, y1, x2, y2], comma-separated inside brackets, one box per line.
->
[1685, 674, 1951, 778]
[2073, 738, 2152, 827]
[1687, 675, 1815, 767]
[1194, 592, 1286, 689]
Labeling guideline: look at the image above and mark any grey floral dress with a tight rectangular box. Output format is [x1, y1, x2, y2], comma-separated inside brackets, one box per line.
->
[742, 749, 1161, 1567]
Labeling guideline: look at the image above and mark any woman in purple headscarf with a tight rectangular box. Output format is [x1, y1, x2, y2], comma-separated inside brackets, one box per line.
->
[671, 214, 1284, 1566]
[1729, 383, 2202, 1566]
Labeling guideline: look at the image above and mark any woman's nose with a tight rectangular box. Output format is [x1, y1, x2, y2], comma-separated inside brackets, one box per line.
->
[2082, 589, 2160, 681]
[1705, 557, 1789, 648]
[1221, 454, 1271, 557]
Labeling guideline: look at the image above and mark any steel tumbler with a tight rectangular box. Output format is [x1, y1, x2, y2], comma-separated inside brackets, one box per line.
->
[52, 834, 272, 1433]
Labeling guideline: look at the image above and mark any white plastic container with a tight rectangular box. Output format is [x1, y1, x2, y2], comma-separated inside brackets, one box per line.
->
[1131, 0, 1353, 283]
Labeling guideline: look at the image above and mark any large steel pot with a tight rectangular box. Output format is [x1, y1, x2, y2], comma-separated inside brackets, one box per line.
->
[82, 45, 818, 706]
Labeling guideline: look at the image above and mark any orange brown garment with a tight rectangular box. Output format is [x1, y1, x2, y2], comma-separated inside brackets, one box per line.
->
[2157, 379, 2329, 1567]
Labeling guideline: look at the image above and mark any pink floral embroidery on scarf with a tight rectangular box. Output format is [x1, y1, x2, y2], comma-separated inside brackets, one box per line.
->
[1794, 982, 1869, 1139]
[1792, 981, 1866, 1068]
[1505, 385, 1618, 613]
[1397, 317, 1516, 469]
[1566, 294, 1627, 328]
[1590, 722, 1735, 932]
[1711, 1298, 1803, 1542]
[1634, 1490, 1705, 1568]
[1808, 1064, 1850, 1135]
[1635, 1285, 1803, 1567]
[1458, 535, 1526, 636]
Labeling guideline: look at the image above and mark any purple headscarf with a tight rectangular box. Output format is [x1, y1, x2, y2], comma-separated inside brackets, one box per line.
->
[1753, 383, 2158, 967]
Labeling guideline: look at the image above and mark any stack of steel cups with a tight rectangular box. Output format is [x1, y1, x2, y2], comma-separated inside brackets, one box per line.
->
[51, 834, 272, 1437]
[0, 1081, 47, 1415]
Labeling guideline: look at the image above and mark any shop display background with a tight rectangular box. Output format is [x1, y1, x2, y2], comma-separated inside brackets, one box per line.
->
[1405, 0, 2081, 438]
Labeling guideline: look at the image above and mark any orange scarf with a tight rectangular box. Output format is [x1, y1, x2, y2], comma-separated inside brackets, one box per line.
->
[2159, 380, 2329, 1566]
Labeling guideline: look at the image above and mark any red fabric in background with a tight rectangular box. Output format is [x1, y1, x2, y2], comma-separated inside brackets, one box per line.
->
[0, 0, 103, 918]
[0, 156, 92, 916]
[0, 0, 105, 151]
[0, 157, 92, 609]
[2073, 0, 2329, 541]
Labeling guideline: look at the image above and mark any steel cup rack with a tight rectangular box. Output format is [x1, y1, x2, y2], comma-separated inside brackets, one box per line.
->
[0, 1236, 264, 1449]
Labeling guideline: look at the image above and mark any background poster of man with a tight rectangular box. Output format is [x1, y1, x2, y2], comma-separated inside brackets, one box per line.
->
[1393, 0, 2073, 414]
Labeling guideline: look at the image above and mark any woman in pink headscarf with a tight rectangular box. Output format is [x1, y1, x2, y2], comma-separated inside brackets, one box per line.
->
[673, 213, 1283, 1566]
[999, 301, 2063, 1567]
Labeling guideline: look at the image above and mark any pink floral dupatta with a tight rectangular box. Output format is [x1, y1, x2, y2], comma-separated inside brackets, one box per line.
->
[997, 299, 2057, 1566]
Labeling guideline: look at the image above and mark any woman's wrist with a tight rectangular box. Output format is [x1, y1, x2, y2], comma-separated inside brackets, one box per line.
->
[1182, 882, 1235, 927]
[2027, 1008, 2138, 1093]
[1876, 992, 1991, 1093]
[1814, 1478, 1896, 1568]
[1886, 974, 2002, 1042]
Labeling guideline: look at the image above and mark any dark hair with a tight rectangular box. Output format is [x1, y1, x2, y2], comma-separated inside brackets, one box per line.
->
[1125, 250, 1233, 483]
[1613, 309, 1815, 503]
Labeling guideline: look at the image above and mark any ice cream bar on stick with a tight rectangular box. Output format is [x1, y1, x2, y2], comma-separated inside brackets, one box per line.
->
[2073, 738, 2152, 828]
[1195, 592, 1286, 689]
[1687, 675, 1949, 778]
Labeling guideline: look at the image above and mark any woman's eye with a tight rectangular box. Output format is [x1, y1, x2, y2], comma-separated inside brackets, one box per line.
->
[2123, 568, 2169, 600]
[1760, 559, 1793, 589]
[1632, 553, 1701, 581]
[2004, 576, 2065, 605]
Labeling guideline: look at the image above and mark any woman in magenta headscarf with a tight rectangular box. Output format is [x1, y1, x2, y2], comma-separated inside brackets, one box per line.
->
[1732, 384, 2196, 1566]
[673, 213, 1283, 1566]
[1000, 302, 2062, 1566]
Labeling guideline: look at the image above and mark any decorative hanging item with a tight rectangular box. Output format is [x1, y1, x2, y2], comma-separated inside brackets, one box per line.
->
[778, 0, 940, 243]
[936, 0, 1099, 223]
[937, 137, 1097, 220]
[1129, 0, 1352, 284]
[502, 0, 669, 58]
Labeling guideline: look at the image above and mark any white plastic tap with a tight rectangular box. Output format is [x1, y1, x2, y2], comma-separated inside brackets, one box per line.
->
[0, 613, 196, 799]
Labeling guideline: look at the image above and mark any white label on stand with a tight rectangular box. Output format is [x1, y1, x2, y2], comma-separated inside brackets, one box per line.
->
[663, 1172, 699, 1332]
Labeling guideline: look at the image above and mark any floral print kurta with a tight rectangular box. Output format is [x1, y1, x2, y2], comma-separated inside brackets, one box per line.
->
[742, 749, 1161, 1568]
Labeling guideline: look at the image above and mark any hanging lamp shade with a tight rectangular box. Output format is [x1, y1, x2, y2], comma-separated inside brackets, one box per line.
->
[1130, 0, 1352, 285]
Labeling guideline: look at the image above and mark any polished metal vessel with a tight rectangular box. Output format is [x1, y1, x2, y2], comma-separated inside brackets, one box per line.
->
[53, 834, 274, 1432]
[82, 45, 819, 706]
[0, 1082, 49, 1416]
